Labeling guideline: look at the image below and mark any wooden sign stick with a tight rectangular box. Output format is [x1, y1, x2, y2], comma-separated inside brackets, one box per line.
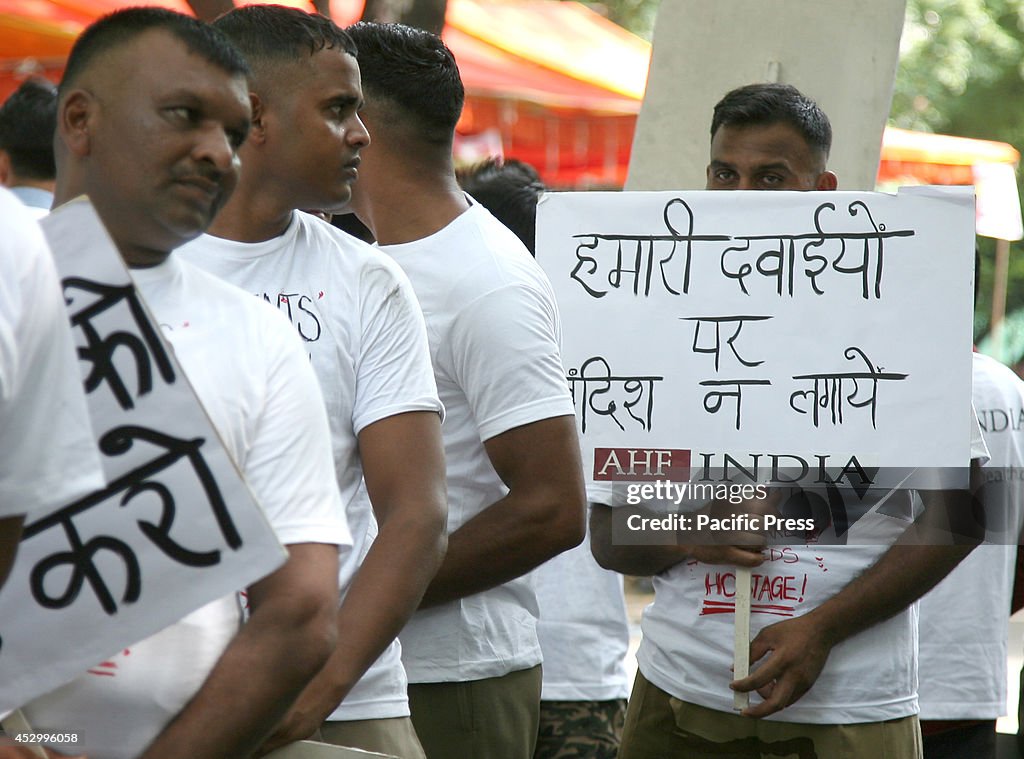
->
[733, 565, 752, 712]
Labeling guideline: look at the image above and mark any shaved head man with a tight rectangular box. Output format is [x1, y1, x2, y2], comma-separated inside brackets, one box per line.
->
[24, 10, 349, 759]
[53, 11, 251, 265]
[180, 7, 447, 757]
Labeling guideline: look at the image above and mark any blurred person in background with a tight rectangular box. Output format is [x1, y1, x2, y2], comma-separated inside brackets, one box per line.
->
[0, 78, 58, 215]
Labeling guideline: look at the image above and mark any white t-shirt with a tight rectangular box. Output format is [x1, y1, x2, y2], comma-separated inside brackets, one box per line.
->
[535, 496, 630, 702]
[917, 352, 1024, 720]
[382, 200, 576, 682]
[0, 188, 103, 517]
[636, 416, 988, 724]
[179, 211, 442, 720]
[25, 254, 350, 758]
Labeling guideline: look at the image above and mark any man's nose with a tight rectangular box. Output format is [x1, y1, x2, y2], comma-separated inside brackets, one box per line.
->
[194, 125, 235, 172]
[349, 115, 370, 149]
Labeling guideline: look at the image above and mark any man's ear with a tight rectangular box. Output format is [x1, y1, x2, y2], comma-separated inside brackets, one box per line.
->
[58, 90, 95, 158]
[816, 170, 838, 191]
[0, 149, 12, 187]
[247, 92, 267, 145]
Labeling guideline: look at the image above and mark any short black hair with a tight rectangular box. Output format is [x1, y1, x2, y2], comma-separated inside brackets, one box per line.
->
[60, 7, 249, 96]
[0, 78, 57, 180]
[457, 158, 544, 255]
[346, 22, 463, 145]
[710, 83, 831, 159]
[214, 5, 356, 71]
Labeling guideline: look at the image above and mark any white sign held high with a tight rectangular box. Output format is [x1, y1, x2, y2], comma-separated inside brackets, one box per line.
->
[536, 187, 976, 486]
[0, 199, 287, 713]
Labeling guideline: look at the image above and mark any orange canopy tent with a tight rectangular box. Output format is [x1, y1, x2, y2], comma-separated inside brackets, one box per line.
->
[0, 0, 648, 187]
[879, 126, 1021, 186]
[0, 0, 1020, 195]
[0, 0, 191, 82]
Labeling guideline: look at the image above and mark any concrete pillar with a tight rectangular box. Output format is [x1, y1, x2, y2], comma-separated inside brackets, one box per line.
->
[626, 0, 907, 191]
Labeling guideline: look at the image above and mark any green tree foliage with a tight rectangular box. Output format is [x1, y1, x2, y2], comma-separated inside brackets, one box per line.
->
[892, 0, 1024, 344]
[575, 0, 658, 40]
[892, 0, 1024, 137]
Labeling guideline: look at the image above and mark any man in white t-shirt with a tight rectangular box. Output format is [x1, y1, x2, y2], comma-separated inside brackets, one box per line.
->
[593, 83, 984, 759]
[345, 22, 587, 759]
[0, 187, 103, 592]
[457, 159, 631, 759]
[179, 7, 447, 758]
[916, 257, 1024, 758]
[21, 11, 349, 759]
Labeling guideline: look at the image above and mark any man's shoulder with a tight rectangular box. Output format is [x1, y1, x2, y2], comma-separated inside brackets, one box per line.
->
[296, 212, 412, 289]
[973, 351, 1024, 391]
[463, 203, 540, 271]
[438, 211, 552, 305]
[973, 352, 1024, 421]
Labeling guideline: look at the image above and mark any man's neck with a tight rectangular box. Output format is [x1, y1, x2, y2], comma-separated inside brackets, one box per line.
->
[121, 243, 172, 269]
[207, 182, 293, 244]
[52, 183, 173, 268]
[367, 173, 469, 247]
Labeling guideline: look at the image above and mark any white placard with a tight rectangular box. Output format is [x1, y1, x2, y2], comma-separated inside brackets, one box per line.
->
[973, 162, 1023, 241]
[536, 187, 975, 487]
[0, 199, 287, 712]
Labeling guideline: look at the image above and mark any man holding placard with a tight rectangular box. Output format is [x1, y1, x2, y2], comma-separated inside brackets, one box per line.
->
[21, 10, 350, 759]
[592, 83, 986, 759]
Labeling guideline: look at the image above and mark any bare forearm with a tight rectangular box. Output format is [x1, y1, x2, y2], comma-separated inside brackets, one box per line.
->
[141, 543, 339, 759]
[812, 466, 983, 645]
[139, 607, 335, 759]
[420, 492, 583, 608]
[304, 516, 446, 705]
[589, 503, 689, 576]
[811, 542, 974, 649]
[419, 415, 586, 608]
[594, 542, 690, 576]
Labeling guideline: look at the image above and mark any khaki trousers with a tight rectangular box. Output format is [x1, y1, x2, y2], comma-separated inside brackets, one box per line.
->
[619, 671, 923, 759]
[319, 716, 426, 759]
[408, 665, 542, 759]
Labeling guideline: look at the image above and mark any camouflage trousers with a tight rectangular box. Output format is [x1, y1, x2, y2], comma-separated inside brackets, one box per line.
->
[534, 698, 627, 759]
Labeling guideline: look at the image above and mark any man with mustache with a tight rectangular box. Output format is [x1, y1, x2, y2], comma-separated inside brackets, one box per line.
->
[22, 9, 349, 758]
